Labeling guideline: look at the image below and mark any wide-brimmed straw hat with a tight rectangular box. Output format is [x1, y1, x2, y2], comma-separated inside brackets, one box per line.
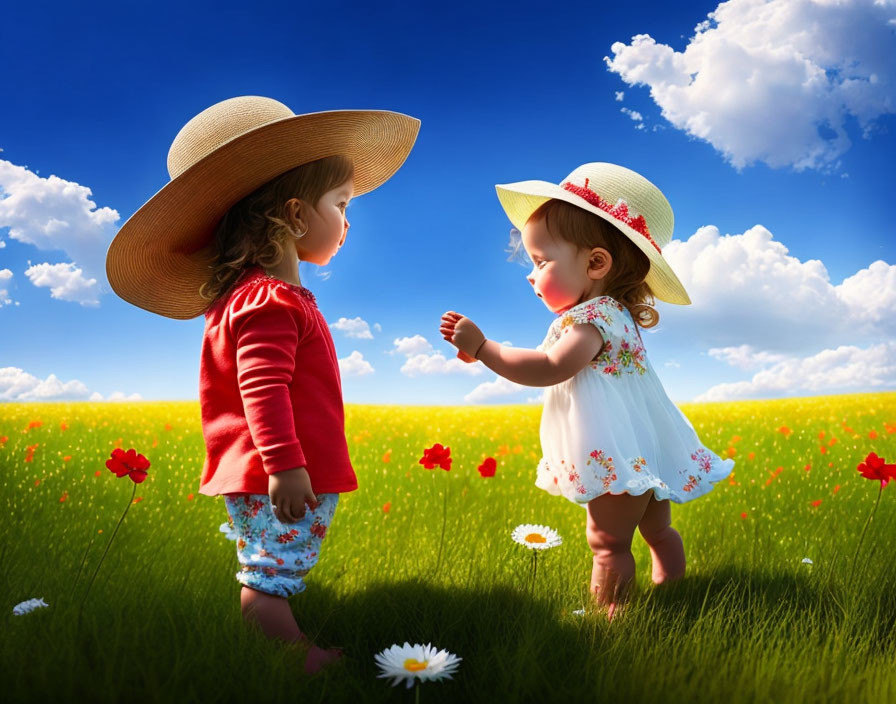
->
[495, 163, 691, 305]
[106, 96, 420, 319]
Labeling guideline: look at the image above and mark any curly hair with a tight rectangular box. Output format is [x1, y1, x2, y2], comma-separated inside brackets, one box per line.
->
[199, 154, 354, 304]
[526, 198, 660, 329]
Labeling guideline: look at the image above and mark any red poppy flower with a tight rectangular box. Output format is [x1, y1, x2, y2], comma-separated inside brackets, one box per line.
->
[105, 448, 150, 484]
[857, 452, 896, 488]
[419, 443, 452, 471]
[477, 457, 497, 477]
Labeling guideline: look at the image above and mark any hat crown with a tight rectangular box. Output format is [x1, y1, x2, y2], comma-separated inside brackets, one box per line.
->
[562, 163, 674, 247]
[167, 96, 295, 179]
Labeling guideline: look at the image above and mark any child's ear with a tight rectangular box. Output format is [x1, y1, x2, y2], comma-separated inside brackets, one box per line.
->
[587, 247, 612, 280]
[285, 197, 309, 235]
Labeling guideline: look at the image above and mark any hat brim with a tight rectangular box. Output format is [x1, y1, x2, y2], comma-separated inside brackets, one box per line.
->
[495, 180, 691, 305]
[106, 110, 420, 319]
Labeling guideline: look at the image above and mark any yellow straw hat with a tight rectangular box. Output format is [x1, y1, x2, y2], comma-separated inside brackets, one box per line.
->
[495, 162, 691, 305]
[106, 96, 420, 319]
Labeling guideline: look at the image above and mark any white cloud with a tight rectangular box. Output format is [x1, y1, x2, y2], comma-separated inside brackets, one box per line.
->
[100, 391, 144, 402]
[401, 352, 483, 377]
[390, 335, 433, 357]
[0, 159, 119, 298]
[694, 341, 896, 401]
[0, 268, 14, 307]
[0, 366, 142, 401]
[621, 107, 643, 122]
[374, 323, 382, 332]
[657, 224, 896, 352]
[464, 375, 527, 403]
[338, 350, 374, 376]
[24, 262, 99, 306]
[708, 344, 789, 370]
[0, 367, 90, 401]
[615, 91, 625, 101]
[526, 391, 545, 404]
[330, 316, 374, 339]
[605, 0, 896, 170]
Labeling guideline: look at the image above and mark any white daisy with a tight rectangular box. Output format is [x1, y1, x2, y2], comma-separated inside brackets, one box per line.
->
[219, 522, 238, 541]
[374, 642, 461, 688]
[801, 557, 814, 565]
[13, 597, 49, 615]
[511, 524, 562, 550]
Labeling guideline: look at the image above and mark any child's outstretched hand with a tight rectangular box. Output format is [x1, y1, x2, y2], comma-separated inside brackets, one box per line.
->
[269, 467, 319, 524]
[440, 311, 485, 363]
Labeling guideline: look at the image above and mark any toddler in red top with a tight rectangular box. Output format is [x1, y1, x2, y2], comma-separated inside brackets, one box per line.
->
[199, 266, 358, 498]
[104, 96, 419, 673]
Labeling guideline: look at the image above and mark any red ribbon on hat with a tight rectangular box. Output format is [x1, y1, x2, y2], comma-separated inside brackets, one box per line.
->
[561, 178, 662, 254]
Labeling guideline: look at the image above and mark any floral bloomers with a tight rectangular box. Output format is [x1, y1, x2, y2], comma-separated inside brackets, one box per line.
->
[222, 492, 338, 597]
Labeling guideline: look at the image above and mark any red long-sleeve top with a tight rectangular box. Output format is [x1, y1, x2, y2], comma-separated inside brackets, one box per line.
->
[197, 265, 358, 496]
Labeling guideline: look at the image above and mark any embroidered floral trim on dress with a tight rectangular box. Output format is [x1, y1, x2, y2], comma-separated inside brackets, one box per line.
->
[539, 455, 669, 497]
[561, 178, 662, 254]
[681, 448, 715, 492]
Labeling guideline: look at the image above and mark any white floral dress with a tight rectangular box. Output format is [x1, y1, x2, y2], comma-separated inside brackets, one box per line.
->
[535, 296, 734, 505]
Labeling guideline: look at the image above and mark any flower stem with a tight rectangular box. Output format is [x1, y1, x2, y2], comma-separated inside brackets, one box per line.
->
[78, 482, 137, 626]
[71, 532, 97, 595]
[432, 473, 448, 578]
[848, 483, 883, 586]
[415, 680, 420, 704]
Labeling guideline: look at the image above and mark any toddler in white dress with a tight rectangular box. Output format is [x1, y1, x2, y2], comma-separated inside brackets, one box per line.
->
[441, 163, 734, 620]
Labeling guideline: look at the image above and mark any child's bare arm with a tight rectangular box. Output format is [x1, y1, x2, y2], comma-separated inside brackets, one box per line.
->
[440, 311, 604, 387]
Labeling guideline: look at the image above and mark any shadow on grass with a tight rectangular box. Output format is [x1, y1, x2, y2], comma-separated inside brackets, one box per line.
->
[4, 565, 892, 704]
[291, 566, 892, 702]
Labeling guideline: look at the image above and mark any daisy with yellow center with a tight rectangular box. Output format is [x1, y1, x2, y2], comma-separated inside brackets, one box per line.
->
[511, 524, 562, 587]
[375, 642, 461, 690]
[511, 524, 562, 550]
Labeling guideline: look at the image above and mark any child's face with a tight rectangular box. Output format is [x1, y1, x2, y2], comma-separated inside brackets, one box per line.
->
[521, 215, 593, 314]
[294, 177, 354, 266]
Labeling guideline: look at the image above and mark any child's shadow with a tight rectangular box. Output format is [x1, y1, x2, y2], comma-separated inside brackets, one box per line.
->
[290, 566, 883, 702]
[300, 579, 595, 700]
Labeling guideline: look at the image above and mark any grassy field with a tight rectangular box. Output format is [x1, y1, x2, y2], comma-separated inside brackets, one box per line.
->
[2, 393, 895, 703]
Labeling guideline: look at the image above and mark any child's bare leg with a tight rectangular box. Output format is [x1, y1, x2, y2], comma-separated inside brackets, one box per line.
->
[637, 491, 685, 584]
[240, 586, 302, 641]
[586, 491, 653, 609]
[240, 587, 341, 673]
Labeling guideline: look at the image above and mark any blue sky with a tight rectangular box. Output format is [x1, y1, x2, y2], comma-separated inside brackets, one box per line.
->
[1, 0, 894, 404]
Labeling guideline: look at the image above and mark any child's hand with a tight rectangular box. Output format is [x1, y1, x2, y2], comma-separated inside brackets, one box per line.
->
[440, 311, 485, 362]
[269, 467, 319, 523]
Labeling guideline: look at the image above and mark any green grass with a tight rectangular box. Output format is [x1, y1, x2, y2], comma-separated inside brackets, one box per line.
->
[2, 394, 895, 703]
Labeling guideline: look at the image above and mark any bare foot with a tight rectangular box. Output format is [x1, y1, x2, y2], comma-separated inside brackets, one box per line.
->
[304, 644, 344, 674]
